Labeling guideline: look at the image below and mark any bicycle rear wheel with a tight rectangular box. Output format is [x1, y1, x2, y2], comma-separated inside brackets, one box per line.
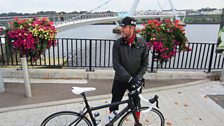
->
[118, 107, 165, 126]
[41, 111, 92, 126]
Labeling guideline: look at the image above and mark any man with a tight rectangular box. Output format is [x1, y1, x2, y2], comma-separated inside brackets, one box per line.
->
[109, 16, 149, 123]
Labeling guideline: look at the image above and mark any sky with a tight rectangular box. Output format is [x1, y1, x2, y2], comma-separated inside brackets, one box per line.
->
[0, 0, 223, 13]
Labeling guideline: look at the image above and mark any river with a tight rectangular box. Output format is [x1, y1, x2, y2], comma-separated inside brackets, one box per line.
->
[57, 24, 220, 43]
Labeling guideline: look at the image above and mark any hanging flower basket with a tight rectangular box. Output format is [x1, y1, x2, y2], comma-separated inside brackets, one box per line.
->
[137, 19, 191, 63]
[5, 17, 57, 61]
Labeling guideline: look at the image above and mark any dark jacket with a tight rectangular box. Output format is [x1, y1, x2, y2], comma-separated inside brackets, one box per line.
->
[113, 37, 149, 82]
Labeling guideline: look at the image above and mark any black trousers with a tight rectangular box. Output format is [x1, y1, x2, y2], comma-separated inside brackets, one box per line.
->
[109, 79, 141, 112]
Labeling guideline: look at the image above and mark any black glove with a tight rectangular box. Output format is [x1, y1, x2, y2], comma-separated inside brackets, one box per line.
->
[129, 77, 142, 89]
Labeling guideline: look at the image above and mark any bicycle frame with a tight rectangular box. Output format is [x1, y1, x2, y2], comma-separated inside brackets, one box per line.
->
[77, 92, 141, 126]
[41, 86, 163, 126]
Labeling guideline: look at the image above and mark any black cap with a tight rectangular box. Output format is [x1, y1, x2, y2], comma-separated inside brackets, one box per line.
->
[120, 16, 136, 27]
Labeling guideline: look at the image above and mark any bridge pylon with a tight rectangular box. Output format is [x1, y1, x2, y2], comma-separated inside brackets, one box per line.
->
[129, 0, 140, 16]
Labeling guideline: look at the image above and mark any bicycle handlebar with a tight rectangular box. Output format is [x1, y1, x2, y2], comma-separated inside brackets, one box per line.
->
[131, 86, 159, 113]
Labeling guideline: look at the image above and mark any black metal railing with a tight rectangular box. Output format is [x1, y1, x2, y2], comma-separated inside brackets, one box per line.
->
[0, 37, 223, 72]
[151, 42, 223, 72]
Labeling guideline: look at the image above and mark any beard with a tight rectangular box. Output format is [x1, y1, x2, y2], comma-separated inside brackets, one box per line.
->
[121, 32, 130, 39]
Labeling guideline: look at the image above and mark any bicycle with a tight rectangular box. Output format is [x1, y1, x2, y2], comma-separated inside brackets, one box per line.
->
[41, 85, 165, 126]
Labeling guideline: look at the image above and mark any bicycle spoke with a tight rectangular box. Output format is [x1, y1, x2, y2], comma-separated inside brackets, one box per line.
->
[41, 111, 91, 126]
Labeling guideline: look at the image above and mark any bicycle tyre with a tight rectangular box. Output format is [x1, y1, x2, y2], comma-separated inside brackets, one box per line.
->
[118, 107, 165, 126]
[41, 111, 92, 126]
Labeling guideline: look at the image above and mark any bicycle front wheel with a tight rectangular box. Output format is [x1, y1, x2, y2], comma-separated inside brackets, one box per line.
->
[41, 111, 92, 126]
[118, 107, 165, 126]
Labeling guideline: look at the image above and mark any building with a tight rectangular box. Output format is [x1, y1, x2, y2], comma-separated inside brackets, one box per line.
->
[198, 8, 222, 15]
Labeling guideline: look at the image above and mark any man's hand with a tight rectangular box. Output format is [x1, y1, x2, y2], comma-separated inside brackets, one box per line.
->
[129, 77, 142, 89]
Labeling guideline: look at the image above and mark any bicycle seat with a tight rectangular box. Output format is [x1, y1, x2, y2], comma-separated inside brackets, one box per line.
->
[72, 87, 96, 95]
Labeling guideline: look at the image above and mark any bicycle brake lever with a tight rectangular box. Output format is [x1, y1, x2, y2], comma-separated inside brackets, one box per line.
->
[156, 100, 159, 108]
[149, 95, 159, 108]
[155, 95, 159, 108]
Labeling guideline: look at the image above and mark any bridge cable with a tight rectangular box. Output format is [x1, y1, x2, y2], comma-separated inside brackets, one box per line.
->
[66, 0, 112, 22]
[156, 0, 163, 11]
[89, 0, 112, 12]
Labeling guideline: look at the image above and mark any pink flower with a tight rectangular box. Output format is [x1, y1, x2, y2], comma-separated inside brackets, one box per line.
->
[165, 19, 170, 23]
[151, 25, 155, 29]
[179, 26, 183, 30]
[49, 22, 54, 25]
[136, 29, 141, 33]
[14, 17, 18, 21]
[153, 20, 159, 24]
[175, 20, 180, 24]
[10, 21, 14, 25]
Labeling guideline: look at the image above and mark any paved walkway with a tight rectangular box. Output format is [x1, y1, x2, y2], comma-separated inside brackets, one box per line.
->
[0, 80, 224, 126]
[0, 79, 196, 109]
